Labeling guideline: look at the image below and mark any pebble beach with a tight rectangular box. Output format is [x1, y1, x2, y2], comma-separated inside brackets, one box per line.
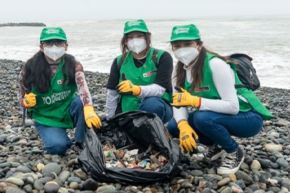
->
[0, 59, 290, 193]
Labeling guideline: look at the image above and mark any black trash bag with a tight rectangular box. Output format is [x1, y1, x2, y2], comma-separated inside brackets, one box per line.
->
[78, 111, 181, 184]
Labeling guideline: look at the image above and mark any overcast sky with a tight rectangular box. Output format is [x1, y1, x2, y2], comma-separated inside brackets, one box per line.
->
[0, 0, 290, 22]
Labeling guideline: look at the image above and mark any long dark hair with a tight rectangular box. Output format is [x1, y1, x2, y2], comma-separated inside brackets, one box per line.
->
[120, 32, 151, 61]
[174, 40, 231, 91]
[23, 51, 76, 93]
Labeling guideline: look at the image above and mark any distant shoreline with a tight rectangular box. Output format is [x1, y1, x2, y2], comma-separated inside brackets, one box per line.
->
[0, 22, 46, 27]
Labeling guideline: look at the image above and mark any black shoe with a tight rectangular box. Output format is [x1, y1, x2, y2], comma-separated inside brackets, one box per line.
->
[217, 146, 245, 175]
[204, 145, 224, 162]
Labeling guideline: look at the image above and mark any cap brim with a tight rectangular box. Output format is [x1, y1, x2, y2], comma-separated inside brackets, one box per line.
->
[170, 37, 200, 42]
[124, 28, 149, 34]
[40, 36, 67, 41]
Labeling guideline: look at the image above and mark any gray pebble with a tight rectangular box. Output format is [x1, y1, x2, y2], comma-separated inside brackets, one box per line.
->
[276, 158, 289, 168]
[5, 187, 26, 193]
[96, 185, 117, 193]
[43, 163, 62, 176]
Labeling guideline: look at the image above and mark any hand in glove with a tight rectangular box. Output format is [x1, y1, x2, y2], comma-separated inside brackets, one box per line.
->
[117, 80, 141, 96]
[84, 105, 102, 129]
[178, 120, 199, 153]
[173, 87, 201, 108]
[22, 93, 37, 108]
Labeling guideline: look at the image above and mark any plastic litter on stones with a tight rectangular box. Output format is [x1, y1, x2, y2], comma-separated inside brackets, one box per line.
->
[102, 143, 168, 171]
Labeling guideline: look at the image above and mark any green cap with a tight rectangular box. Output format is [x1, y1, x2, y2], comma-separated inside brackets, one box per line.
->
[124, 19, 149, 34]
[170, 24, 200, 42]
[40, 27, 67, 41]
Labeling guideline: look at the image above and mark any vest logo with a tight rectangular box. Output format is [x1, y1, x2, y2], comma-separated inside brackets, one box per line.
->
[57, 80, 64, 85]
[42, 90, 71, 105]
[143, 70, 156, 78]
[194, 86, 210, 92]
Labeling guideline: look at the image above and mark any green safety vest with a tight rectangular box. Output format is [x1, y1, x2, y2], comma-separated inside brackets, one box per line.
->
[117, 48, 171, 112]
[30, 59, 77, 128]
[184, 53, 272, 120]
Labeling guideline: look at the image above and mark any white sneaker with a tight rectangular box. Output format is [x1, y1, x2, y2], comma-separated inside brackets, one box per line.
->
[217, 146, 245, 175]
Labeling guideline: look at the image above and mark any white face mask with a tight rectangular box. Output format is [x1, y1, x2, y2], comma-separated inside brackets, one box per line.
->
[127, 38, 147, 54]
[43, 45, 66, 61]
[173, 47, 199, 66]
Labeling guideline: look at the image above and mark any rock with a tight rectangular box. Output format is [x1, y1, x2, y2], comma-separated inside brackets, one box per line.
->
[42, 163, 61, 176]
[191, 170, 204, 176]
[36, 163, 45, 172]
[279, 187, 290, 193]
[33, 179, 44, 190]
[228, 173, 237, 182]
[281, 178, 290, 190]
[266, 178, 279, 186]
[15, 165, 31, 173]
[0, 162, 11, 168]
[43, 181, 60, 193]
[268, 131, 280, 138]
[235, 180, 246, 189]
[231, 185, 243, 193]
[67, 176, 82, 183]
[23, 184, 33, 193]
[81, 178, 98, 190]
[0, 134, 7, 144]
[74, 168, 87, 180]
[5, 177, 24, 186]
[17, 139, 28, 146]
[5, 187, 26, 193]
[58, 187, 69, 193]
[240, 162, 250, 171]
[201, 188, 212, 193]
[58, 171, 70, 183]
[0, 182, 8, 192]
[276, 158, 289, 168]
[259, 159, 272, 168]
[220, 187, 232, 193]
[253, 190, 265, 193]
[181, 181, 193, 188]
[236, 171, 253, 185]
[218, 178, 231, 186]
[264, 144, 283, 152]
[69, 181, 79, 189]
[251, 160, 262, 171]
[275, 119, 290, 127]
[96, 185, 117, 193]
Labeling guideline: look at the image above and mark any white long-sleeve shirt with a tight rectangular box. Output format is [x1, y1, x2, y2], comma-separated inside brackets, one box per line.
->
[105, 84, 166, 119]
[173, 57, 241, 123]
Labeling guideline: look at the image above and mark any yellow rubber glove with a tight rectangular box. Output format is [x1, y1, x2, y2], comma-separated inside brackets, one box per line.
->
[22, 93, 37, 108]
[178, 120, 199, 153]
[173, 88, 201, 108]
[84, 105, 102, 129]
[117, 80, 141, 96]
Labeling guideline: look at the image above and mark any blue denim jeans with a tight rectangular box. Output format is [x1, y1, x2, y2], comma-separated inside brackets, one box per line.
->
[35, 96, 86, 155]
[167, 110, 263, 153]
[139, 96, 173, 124]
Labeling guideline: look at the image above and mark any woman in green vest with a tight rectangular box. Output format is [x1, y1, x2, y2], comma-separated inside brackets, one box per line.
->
[167, 24, 272, 175]
[19, 27, 102, 155]
[106, 19, 173, 123]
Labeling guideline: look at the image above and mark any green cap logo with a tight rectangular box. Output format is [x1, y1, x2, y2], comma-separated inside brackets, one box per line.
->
[170, 24, 200, 42]
[174, 27, 190, 34]
[40, 27, 67, 42]
[124, 19, 149, 34]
